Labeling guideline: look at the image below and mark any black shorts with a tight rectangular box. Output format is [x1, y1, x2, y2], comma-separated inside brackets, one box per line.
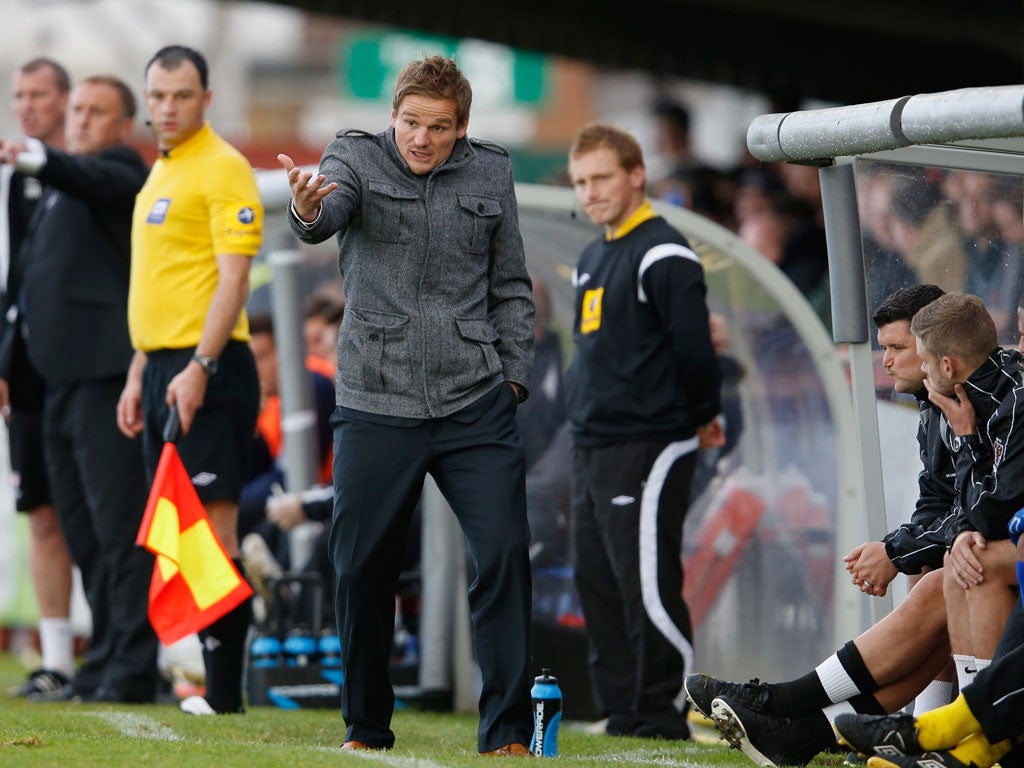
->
[141, 341, 259, 505]
[8, 408, 52, 512]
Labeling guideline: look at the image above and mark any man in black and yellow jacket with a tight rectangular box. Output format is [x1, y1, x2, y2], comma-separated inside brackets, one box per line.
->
[565, 122, 723, 740]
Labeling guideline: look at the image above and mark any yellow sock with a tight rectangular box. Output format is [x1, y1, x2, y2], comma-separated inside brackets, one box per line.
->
[916, 695, 982, 750]
[948, 734, 1011, 768]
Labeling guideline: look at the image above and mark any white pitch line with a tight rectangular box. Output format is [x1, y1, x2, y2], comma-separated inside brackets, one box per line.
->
[83, 711, 184, 742]
[316, 745, 455, 768]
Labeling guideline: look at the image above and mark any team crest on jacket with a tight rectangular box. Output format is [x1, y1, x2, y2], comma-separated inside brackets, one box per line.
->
[993, 437, 1005, 471]
[581, 287, 603, 334]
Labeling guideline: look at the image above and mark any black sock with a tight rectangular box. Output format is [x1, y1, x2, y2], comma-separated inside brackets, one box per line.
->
[804, 709, 840, 749]
[849, 692, 886, 715]
[837, 641, 879, 694]
[199, 562, 252, 713]
[771, 671, 831, 716]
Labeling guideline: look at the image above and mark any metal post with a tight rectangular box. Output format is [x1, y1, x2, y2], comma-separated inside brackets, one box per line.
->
[418, 476, 476, 712]
[267, 249, 320, 570]
[818, 162, 893, 631]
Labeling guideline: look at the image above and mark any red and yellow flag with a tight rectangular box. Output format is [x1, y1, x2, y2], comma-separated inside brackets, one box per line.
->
[136, 442, 252, 645]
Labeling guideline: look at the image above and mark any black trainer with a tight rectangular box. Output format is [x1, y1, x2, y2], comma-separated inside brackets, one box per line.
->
[834, 713, 922, 759]
[6, 668, 70, 699]
[865, 751, 971, 768]
[711, 696, 828, 767]
[684, 673, 776, 720]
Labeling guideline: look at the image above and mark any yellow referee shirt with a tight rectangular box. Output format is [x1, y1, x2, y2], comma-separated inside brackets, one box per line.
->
[129, 122, 263, 352]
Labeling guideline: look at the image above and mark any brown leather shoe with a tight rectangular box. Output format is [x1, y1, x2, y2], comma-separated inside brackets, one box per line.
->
[341, 740, 373, 750]
[480, 743, 530, 756]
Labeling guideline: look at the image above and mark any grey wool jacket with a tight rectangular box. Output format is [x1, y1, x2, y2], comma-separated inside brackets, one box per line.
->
[288, 127, 535, 419]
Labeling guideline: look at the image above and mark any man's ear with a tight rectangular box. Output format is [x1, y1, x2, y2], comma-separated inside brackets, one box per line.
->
[942, 355, 960, 381]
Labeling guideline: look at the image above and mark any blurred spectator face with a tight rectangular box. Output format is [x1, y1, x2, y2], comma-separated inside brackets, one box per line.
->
[858, 173, 897, 249]
[877, 319, 925, 395]
[734, 185, 770, 227]
[778, 163, 821, 209]
[250, 331, 279, 398]
[954, 171, 997, 240]
[67, 82, 132, 156]
[304, 315, 331, 362]
[993, 198, 1024, 245]
[739, 212, 786, 265]
[569, 146, 645, 231]
[13, 65, 67, 142]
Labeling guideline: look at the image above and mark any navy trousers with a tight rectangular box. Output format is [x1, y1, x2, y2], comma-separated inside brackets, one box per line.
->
[43, 376, 158, 701]
[329, 384, 533, 751]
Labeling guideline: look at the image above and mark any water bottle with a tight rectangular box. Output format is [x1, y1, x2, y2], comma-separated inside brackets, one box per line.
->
[282, 627, 318, 667]
[530, 668, 562, 757]
[249, 634, 282, 668]
[319, 634, 342, 667]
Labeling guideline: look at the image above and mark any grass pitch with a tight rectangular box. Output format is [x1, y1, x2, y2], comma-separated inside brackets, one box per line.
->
[0, 653, 842, 768]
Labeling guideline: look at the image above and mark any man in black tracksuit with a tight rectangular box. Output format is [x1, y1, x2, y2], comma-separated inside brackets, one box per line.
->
[911, 295, 1024, 679]
[565, 122, 723, 739]
[0, 75, 157, 702]
[846, 284, 957, 601]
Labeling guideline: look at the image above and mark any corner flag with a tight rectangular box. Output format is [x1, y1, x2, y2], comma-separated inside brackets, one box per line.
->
[136, 409, 252, 645]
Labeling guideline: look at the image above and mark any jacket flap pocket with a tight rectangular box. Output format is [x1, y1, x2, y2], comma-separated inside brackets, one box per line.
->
[456, 317, 499, 343]
[368, 179, 419, 201]
[350, 307, 410, 330]
[458, 195, 502, 217]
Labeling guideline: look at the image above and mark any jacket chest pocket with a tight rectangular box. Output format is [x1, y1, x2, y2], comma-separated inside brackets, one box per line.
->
[366, 181, 420, 244]
[458, 195, 502, 255]
[341, 308, 411, 394]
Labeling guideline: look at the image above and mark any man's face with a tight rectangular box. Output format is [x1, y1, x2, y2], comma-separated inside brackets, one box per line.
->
[391, 94, 466, 176]
[916, 336, 956, 397]
[13, 66, 67, 143]
[568, 146, 645, 231]
[67, 82, 131, 156]
[303, 316, 330, 361]
[144, 61, 210, 150]
[877, 320, 925, 395]
[250, 332, 278, 398]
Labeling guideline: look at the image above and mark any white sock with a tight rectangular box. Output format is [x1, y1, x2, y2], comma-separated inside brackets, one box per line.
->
[822, 700, 855, 738]
[953, 654, 977, 690]
[38, 617, 74, 677]
[974, 658, 991, 673]
[816, 654, 861, 703]
[912, 680, 953, 714]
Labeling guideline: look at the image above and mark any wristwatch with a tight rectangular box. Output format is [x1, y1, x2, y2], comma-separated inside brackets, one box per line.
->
[191, 354, 219, 376]
[951, 433, 979, 452]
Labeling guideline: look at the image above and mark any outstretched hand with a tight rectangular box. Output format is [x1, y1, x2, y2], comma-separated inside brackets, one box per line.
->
[277, 153, 338, 223]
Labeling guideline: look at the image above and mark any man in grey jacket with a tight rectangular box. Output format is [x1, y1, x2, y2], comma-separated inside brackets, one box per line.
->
[279, 55, 535, 755]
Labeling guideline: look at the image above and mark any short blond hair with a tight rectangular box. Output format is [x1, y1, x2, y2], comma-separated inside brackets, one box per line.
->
[910, 293, 996, 365]
[568, 122, 644, 173]
[392, 55, 472, 126]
